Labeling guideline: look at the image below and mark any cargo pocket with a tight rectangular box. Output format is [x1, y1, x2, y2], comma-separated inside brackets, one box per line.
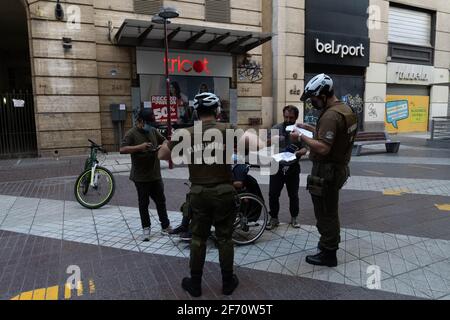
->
[306, 175, 326, 197]
[185, 185, 203, 219]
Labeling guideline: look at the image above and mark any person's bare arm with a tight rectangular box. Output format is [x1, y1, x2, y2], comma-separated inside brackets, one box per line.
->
[120, 143, 152, 154]
[297, 123, 316, 132]
[157, 144, 171, 161]
[295, 147, 308, 159]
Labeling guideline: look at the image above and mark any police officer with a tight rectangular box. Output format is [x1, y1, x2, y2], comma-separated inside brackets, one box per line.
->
[290, 74, 357, 267]
[158, 92, 239, 297]
[266, 105, 307, 230]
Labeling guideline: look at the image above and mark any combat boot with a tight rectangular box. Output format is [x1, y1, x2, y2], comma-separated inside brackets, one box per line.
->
[222, 271, 239, 295]
[305, 249, 338, 267]
[182, 272, 202, 297]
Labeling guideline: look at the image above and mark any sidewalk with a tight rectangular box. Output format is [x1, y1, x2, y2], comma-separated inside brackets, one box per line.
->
[0, 133, 449, 300]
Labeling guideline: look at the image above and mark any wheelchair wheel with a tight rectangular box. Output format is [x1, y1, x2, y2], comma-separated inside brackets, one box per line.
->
[232, 193, 268, 245]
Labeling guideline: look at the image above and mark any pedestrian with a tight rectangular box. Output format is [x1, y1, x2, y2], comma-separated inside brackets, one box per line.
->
[266, 105, 307, 230]
[120, 108, 173, 241]
[290, 73, 357, 267]
[158, 92, 245, 297]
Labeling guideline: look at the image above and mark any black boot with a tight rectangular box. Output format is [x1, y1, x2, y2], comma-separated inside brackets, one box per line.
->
[182, 272, 202, 297]
[305, 249, 338, 267]
[222, 272, 239, 295]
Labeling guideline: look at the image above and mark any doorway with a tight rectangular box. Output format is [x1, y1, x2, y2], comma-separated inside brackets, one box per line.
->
[0, 0, 37, 158]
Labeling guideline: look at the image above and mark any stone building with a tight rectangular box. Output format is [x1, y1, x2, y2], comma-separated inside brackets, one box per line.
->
[0, 0, 272, 157]
[0, 0, 449, 158]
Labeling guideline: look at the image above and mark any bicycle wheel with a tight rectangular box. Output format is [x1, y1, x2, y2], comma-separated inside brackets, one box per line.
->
[232, 193, 268, 245]
[74, 166, 115, 209]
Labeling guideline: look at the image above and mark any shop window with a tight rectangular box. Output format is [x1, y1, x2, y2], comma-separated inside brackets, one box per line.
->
[139, 75, 231, 125]
[134, 0, 162, 15]
[205, 0, 230, 23]
[388, 5, 435, 65]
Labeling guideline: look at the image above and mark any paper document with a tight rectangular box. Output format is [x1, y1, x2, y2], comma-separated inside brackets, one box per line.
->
[285, 125, 314, 138]
[272, 152, 297, 163]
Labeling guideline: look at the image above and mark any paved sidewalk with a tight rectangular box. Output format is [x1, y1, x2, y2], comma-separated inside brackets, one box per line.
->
[0, 133, 449, 300]
[1, 194, 449, 300]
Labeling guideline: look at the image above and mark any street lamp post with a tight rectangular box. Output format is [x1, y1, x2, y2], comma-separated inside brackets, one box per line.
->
[152, 7, 179, 169]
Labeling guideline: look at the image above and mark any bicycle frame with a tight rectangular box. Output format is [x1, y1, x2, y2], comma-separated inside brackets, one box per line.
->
[84, 147, 99, 187]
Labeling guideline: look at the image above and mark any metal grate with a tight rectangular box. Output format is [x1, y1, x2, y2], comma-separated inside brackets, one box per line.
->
[205, 0, 230, 23]
[134, 0, 162, 15]
[0, 91, 37, 158]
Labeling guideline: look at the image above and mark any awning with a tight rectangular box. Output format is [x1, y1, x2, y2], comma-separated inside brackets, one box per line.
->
[115, 19, 272, 55]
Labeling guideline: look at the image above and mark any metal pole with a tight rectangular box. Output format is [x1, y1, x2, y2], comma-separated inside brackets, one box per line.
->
[163, 18, 173, 169]
[430, 119, 435, 140]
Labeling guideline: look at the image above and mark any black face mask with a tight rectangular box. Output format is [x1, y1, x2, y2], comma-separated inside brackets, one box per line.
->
[311, 96, 327, 110]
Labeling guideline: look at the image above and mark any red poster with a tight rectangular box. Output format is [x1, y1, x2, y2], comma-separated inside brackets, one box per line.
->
[151, 96, 178, 123]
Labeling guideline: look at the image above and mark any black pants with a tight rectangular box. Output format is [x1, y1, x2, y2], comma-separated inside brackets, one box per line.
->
[269, 164, 300, 219]
[134, 180, 170, 229]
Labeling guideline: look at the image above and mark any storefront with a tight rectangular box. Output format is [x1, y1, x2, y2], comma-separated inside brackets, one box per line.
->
[114, 19, 271, 128]
[137, 49, 233, 125]
[304, 0, 370, 131]
[385, 63, 432, 133]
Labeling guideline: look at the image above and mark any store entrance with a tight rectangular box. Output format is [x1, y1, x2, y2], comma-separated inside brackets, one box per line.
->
[0, 0, 37, 158]
[139, 74, 231, 127]
[304, 73, 365, 131]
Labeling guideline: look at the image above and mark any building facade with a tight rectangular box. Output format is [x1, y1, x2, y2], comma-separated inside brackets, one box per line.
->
[272, 0, 450, 132]
[0, 0, 449, 158]
[0, 0, 272, 158]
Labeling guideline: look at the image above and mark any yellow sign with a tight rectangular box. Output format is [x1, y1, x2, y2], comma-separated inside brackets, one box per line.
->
[385, 95, 429, 133]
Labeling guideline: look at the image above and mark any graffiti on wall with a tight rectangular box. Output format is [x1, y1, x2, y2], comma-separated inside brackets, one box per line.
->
[385, 95, 429, 133]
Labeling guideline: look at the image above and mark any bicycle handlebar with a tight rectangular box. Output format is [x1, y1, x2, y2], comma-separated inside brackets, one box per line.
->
[88, 139, 107, 154]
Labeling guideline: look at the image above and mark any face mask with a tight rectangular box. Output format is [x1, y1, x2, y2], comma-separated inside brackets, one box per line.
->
[311, 97, 326, 110]
[143, 123, 152, 133]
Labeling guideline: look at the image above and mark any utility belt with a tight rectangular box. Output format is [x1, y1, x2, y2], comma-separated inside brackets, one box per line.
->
[306, 162, 350, 197]
[180, 183, 238, 220]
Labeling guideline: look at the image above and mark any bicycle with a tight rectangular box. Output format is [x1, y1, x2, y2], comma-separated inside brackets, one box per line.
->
[179, 164, 268, 246]
[74, 139, 115, 209]
[231, 164, 269, 245]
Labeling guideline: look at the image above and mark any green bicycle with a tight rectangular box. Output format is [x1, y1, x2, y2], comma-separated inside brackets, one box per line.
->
[74, 139, 115, 209]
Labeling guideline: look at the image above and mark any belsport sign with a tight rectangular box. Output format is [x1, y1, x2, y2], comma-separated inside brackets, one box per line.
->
[304, 31, 370, 67]
[315, 39, 365, 58]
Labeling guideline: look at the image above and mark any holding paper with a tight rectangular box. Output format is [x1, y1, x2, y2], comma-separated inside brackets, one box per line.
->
[285, 125, 314, 138]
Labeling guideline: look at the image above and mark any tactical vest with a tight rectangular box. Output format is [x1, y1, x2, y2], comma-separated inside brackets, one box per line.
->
[187, 121, 234, 185]
[316, 102, 358, 165]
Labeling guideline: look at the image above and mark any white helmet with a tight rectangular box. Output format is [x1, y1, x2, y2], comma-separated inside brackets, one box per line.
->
[300, 73, 333, 102]
[193, 92, 220, 110]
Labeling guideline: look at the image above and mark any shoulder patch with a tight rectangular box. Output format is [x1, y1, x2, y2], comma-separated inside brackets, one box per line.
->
[325, 131, 335, 140]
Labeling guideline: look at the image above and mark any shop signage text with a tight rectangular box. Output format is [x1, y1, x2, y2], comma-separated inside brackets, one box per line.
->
[387, 63, 433, 85]
[315, 39, 365, 58]
[137, 50, 233, 78]
[151, 95, 178, 123]
[164, 56, 211, 75]
[304, 31, 370, 67]
[395, 71, 428, 82]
